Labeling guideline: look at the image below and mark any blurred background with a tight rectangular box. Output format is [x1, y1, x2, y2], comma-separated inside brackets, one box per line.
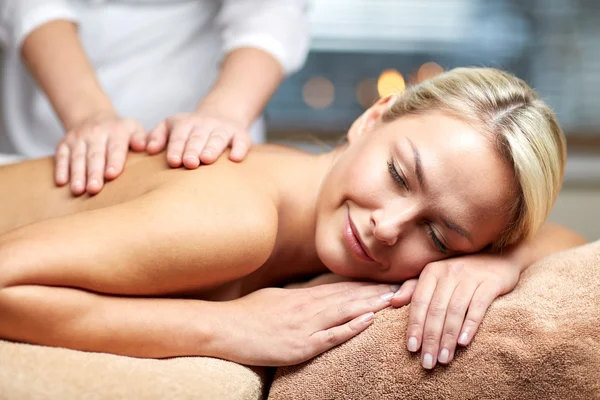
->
[0, 0, 598, 240]
[265, 0, 600, 241]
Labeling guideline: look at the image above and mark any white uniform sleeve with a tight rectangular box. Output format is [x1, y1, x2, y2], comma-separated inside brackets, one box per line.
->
[217, 0, 310, 75]
[0, 0, 79, 50]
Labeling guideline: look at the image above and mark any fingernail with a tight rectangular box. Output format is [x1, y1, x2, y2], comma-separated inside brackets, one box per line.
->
[458, 332, 469, 345]
[438, 348, 449, 363]
[106, 167, 116, 175]
[73, 181, 83, 191]
[201, 150, 212, 156]
[390, 284, 401, 293]
[422, 353, 434, 369]
[407, 336, 418, 352]
[361, 312, 374, 323]
[380, 292, 394, 302]
[89, 179, 98, 187]
[170, 156, 181, 163]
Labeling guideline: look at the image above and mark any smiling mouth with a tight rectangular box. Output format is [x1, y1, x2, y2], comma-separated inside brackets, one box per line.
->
[344, 207, 376, 263]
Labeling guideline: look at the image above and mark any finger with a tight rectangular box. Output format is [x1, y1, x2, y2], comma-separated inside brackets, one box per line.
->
[309, 312, 375, 356]
[182, 128, 211, 169]
[419, 279, 459, 369]
[405, 272, 438, 354]
[306, 281, 399, 300]
[319, 283, 398, 307]
[54, 142, 71, 186]
[390, 278, 418, 308]
[437, 282, 477, 365]
[166, 122, 194, 167]
[104, 130, 130, 181]
[228, 132, 251, 162]
[147, 120, 169, 155]
[198, 130, 232, 164]
[69, 140, 87, 195]
[129, 121, 148, 152]
[85, 136, 108, 195]
[457, 282, 499, 348]
[313, 291, 394, 330]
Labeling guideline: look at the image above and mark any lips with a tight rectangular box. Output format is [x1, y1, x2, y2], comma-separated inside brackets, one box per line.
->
[344, 208, 376, 263]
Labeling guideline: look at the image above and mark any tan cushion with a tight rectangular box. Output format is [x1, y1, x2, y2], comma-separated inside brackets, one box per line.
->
[269, 241, 600, 400]
[0, 340, 266, 399]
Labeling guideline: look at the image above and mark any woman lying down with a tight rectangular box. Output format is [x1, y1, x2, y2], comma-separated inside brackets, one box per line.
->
[0, 68, 586, 371]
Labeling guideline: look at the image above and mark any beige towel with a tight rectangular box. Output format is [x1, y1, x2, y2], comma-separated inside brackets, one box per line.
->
[269, 241, 600, 400]
[0, 340, 267, 400]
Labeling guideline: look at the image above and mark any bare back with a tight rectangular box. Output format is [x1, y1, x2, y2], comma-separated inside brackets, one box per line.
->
[0, 153, 167, 233]
[0, 146, 306, 235]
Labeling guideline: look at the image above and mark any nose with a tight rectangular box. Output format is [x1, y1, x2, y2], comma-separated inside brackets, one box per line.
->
[370, 202, 418, 246]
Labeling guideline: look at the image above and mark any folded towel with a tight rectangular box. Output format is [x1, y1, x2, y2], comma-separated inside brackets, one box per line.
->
[269, 241, 600, 400]
[0, 340, 267, 400]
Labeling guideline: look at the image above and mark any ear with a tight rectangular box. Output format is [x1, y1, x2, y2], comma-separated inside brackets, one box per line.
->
[347, 95, 398, 143]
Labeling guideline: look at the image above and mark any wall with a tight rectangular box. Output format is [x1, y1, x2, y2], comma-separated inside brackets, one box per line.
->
[549, 185, 600, 241]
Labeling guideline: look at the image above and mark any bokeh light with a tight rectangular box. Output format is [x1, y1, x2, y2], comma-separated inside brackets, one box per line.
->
[417, 62, 444, 83]
[356, 78, 378, 108]
[377, 69, 405, 97]
[302, 77, 335, 109]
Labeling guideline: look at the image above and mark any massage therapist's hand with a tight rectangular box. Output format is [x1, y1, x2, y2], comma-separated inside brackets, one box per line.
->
[390, 253, 521, 369]
[55, 110, 147, 196]
[146, 105, 252, 169]
[212, 282, 398, 366]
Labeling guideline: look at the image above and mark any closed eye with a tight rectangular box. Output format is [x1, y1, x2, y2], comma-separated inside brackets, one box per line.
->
[387, 160, 407, 189]
[426, 223, 448, 254]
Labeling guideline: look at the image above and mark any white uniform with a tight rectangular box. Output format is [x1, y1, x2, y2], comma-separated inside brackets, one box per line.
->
[0, 0, 310, 157]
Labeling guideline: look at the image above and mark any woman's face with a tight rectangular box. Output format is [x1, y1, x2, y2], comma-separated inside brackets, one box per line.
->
[315, 103, 515, 282]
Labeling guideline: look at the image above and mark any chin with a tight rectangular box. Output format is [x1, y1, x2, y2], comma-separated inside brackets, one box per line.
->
[315, 238, 355, 278]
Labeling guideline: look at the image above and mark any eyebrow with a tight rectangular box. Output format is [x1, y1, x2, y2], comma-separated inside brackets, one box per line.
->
[441, 217, 473, 243]
[406, 138, 473, 244]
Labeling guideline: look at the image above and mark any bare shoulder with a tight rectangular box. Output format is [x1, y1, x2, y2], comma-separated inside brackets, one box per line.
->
[152, 160, 280, 270]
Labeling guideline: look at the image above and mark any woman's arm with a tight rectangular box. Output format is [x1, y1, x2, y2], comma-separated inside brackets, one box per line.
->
[0, 283, 222, 358]
[499, 222, 587, 273]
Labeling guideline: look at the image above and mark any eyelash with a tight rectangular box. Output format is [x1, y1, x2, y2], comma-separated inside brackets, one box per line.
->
[426, 224, 448, 254]
[387, 160, 407, 189]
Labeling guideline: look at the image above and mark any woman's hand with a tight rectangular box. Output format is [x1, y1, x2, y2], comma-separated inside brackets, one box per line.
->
[212, 281, 399, 366]
[146, 107, 252, 169]
[55, 110, 147, 196]
[390, 253, 521, 369]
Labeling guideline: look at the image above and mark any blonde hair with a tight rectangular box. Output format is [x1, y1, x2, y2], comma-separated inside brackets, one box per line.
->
[382, 67, 566, 249]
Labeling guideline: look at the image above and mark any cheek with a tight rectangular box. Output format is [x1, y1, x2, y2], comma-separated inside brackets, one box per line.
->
[314, 204, 345, 270]
[344, 165, 388, 207]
